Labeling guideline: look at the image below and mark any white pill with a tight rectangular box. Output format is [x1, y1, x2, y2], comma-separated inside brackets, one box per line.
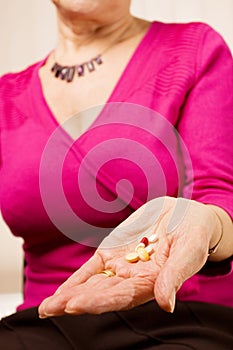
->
[148, 234, 158, 243]
[145, 245, 154, 255]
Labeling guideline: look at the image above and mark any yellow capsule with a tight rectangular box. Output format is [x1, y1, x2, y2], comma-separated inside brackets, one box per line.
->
[137, 247, 150, 262]
[125, 252, 139, 263]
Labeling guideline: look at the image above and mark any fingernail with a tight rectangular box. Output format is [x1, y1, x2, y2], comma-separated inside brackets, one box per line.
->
[39, 314, 47, 319]
[65, 302, 79, 314]
[39, 311, 55, 318]
[169, 290, 176, 313]
[64, 308, 76, 314]
[65, 304, 77, 314]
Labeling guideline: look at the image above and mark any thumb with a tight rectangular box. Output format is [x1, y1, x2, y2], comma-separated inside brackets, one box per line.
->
[154, 261, 185, 313]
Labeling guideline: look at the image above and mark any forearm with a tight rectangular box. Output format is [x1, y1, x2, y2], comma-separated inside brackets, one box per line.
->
[207, 205, 233, 261]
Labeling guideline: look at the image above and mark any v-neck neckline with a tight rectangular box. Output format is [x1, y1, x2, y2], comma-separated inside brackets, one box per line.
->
[31, 21, 158, 141]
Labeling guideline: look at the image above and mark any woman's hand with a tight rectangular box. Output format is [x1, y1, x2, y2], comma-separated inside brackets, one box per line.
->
[38, 196, 219, 318]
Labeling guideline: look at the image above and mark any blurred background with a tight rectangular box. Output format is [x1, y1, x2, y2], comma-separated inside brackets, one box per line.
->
[0, 0, 232, 315]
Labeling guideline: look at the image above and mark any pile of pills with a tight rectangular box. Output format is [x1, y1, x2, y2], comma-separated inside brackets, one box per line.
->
[125, 234, 158, 263]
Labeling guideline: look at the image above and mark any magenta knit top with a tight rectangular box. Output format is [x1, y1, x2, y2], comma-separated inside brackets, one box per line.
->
[0, 21, 233, 311]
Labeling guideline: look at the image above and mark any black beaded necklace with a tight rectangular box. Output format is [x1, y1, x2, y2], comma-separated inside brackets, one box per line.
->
[51, 54, 103, 83]
[51, 24, 133, 83]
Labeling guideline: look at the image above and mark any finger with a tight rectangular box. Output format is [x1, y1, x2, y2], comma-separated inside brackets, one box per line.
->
[64, 277, 155, 315]
[38, 273, 120, 317]
[152, 232, 175, 313]
[38, 254, 104, 317]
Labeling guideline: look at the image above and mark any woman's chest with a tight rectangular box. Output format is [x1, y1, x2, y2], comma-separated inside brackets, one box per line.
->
[0, 106, 184, 242]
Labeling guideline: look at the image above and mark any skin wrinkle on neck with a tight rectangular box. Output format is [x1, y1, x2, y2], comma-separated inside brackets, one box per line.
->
[52, 0, 137, 63]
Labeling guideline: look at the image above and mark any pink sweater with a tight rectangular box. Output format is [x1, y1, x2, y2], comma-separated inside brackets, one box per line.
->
[0, 21, 232, 311]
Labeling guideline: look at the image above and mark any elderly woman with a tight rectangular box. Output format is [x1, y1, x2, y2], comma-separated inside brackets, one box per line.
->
[0, 0, 233, 349]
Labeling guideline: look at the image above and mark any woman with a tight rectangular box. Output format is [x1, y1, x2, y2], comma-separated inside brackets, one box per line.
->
[0, 0, 233, 349]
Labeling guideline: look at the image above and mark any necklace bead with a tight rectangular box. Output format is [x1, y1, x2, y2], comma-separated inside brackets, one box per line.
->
[95, 55, 103, 65]
[66, 67, 75, 83]
[86, 61, 95, 72]
[77, 65, 84, 77]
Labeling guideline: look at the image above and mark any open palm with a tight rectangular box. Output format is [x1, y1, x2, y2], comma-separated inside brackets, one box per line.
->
[39, 197, 216, 318]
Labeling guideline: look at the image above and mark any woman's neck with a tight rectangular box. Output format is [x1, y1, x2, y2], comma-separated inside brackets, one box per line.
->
[54, 9, 137, 64]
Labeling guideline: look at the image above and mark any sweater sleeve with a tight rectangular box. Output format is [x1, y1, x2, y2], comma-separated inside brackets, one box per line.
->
[177, 24, 233, 219]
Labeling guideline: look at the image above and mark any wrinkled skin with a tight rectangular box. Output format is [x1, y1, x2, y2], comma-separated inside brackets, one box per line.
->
[39, 196, 217, 317]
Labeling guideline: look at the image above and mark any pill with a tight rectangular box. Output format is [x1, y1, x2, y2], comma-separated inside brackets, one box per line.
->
[125, 252, 139, 263]
[148, 234, 158, 243]
[140, 237, 149, 247]
[145, 245, 154, 255]
[137, 247, 150, 262]
[135, 242, 145, 252]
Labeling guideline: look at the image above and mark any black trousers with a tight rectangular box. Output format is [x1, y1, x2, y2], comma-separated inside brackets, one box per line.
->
[1, 301, 233, 350]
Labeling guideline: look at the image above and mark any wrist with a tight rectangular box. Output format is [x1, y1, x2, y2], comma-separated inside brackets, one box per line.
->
[206, 205, 225, 259]
[195, 203, 233, 261]
[208, 210, 223, 255]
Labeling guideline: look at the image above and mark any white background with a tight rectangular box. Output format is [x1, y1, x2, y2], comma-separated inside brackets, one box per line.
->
[0, 0, 233, 295]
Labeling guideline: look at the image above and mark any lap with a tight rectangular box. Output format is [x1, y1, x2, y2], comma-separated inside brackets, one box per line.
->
[1, 301, 233, 350]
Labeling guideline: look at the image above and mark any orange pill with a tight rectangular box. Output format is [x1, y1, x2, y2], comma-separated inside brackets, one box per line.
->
[135, 243, 145, 252]
[125, 252, 139, 263]
[137, 247, 150, 262]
